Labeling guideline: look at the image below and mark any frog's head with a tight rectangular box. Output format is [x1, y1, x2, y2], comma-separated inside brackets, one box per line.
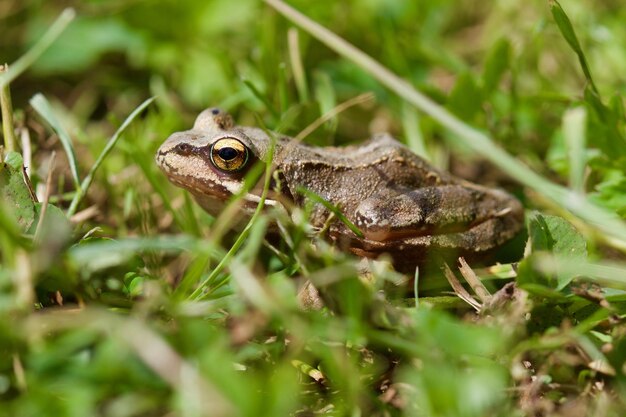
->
[155, 108, 272, 215]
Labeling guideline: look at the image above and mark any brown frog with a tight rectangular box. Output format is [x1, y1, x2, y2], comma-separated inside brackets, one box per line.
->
[156, 108, 524, 269]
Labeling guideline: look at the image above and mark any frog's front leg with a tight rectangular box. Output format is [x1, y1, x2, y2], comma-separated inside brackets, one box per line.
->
[353, 185, 522, 242]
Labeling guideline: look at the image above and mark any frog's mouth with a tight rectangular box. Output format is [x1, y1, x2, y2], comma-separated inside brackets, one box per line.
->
[156, 149, 233, 200]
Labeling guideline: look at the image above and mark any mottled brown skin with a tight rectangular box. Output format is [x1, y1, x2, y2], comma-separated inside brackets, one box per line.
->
[156, 108, 524, 269]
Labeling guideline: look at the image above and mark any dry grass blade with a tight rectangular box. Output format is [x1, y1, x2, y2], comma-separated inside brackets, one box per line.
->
[230, 260, 281, 314]
[443, 263, 481, 311]
[12, 354, 26, 392]
[292, 92, 374, 143]
[20, 128, 32, 177]
[69, 205, 99, 224]
[458, 257, 491, 303]
[34, 151, 56, 243]
[14, 250, 34, 309]
[270, 92, 375, 169]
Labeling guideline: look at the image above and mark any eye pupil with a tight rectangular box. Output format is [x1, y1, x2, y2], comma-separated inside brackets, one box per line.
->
[218, 147, 238, 161]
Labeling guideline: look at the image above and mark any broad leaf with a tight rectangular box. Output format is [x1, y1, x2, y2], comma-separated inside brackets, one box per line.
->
[0, 151, 36, 230]
[482, 38, 510, 96]
[528, 213, 587, 289]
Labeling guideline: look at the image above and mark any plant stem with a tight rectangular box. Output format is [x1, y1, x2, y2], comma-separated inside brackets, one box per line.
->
[0, 64, 17, 153]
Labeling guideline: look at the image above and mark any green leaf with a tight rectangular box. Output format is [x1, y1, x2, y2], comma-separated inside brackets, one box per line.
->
[0, 151, 36, 230]
[609, 93, 625, 122]
[482, 38, 510, 96]
[528, 213, 587, 289]
[29, 203, 72, 244]
[583, 87, 626, 158]
[27, 203, 73, 278]
[4, 151, 23, 170]
[447, 72, 482, 122]
[529, 213, 586, 256]
[589, 170, 626, 218]
[584, 87, 609, 122]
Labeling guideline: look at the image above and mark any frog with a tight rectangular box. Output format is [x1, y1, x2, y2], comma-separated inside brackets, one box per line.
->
[156, 108, 524, 270]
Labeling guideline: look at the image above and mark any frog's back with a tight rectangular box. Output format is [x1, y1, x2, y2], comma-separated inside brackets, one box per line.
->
[277, 133, 456, 219]
[280, 133, 437, 172]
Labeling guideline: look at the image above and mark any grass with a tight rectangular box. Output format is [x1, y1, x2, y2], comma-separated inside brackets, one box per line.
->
[1, 0, 626, 416]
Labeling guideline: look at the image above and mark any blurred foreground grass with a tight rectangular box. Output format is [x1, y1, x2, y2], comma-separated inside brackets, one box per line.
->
[2, 0, 626, 416]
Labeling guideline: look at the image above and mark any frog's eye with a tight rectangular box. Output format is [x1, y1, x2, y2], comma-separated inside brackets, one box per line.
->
[210, 138, 249, 172]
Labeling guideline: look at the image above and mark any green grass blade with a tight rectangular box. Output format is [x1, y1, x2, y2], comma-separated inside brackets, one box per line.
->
[67, 97, 155, 217]
[563, 107, 587, 194]
[288, 28, 309, 103]
[134, 153, 188, 231]
[402, 102, 428, 158]
[482, 38, 511, 96]
[296, 186, 364, 238]
[242, 79, 279, 119]
[533, 254, 626, 287]
[0, 9, 75, 89]
[30, 93, 81, 188]
[68, 235, 203, 272]
[549, 0, 598, 95]
[189, 124, 278, 301]
[265, 0, 626, 249]
[172, 256, 214, 299]
[313, 72, 338, 135]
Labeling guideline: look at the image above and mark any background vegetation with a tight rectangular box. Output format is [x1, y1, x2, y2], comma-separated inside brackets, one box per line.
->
[1, 0, 626, 415]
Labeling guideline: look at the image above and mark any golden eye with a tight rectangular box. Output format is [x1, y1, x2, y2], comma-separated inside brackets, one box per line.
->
[210, 138, 249, 172]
